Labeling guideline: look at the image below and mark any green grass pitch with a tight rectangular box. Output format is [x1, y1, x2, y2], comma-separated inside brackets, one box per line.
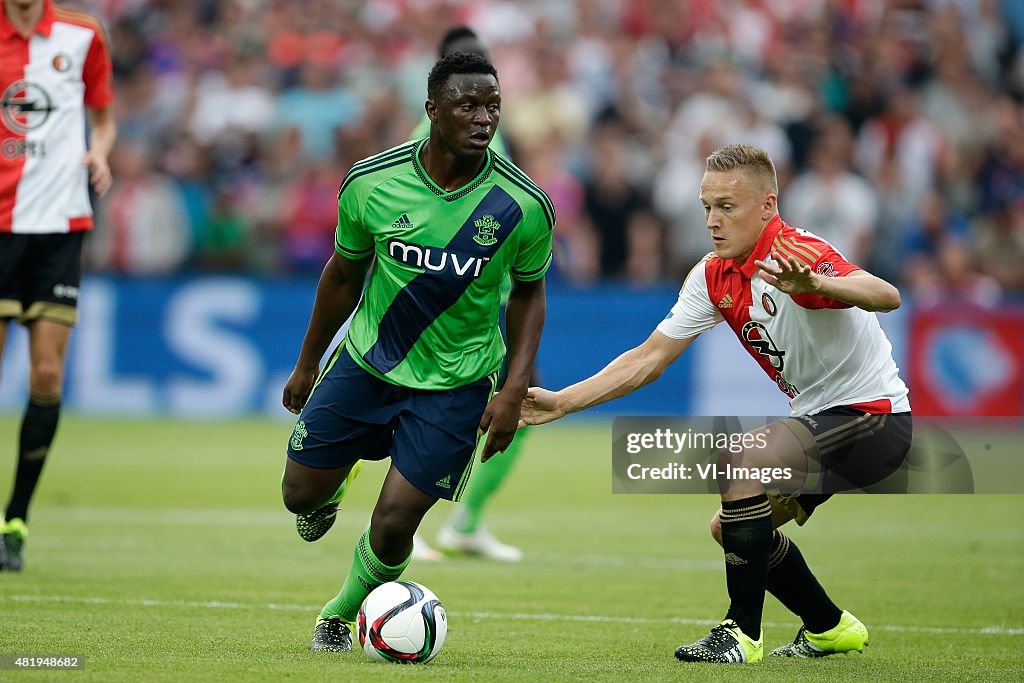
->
[0, 416, 1021, 681]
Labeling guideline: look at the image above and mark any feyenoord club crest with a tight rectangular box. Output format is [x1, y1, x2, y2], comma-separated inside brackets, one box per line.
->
[762, 292, 777, 316]
[52, 53, 73, 72]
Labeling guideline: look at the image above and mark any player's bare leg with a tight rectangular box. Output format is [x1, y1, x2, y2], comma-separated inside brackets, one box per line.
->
[369, 465, 439, 565]
[26, 320, 70, 396]
[282, 458, 361, 542]
[282, 459, 354, 514]
[311, 465, 437, 652]
[2, 320, 70, 571]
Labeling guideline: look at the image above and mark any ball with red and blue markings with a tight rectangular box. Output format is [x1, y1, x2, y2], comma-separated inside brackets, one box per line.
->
[358, 580, 447, 664]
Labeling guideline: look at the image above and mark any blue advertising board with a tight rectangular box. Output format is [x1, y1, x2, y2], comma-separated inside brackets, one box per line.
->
[0, 277, 697, 418]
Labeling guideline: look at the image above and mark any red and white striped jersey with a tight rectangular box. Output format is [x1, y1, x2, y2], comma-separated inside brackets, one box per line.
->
[657, 215, 910, 416]
[1, 1, 112, 233]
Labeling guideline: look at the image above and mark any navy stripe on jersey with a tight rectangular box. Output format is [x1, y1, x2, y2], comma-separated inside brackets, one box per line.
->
[492, 155, 555, 220]
[362, 185, 524, 375]
[492, 162, 555, 231]
[338, 152, 415, 199]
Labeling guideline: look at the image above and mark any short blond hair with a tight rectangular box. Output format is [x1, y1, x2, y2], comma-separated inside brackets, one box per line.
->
[705, 144, 778, 194]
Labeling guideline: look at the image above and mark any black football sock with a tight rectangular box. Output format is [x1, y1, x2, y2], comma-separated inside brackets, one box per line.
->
[719, 493, 773, 639]
[5, 393, 61, 523]
[766, 530, 843, 634]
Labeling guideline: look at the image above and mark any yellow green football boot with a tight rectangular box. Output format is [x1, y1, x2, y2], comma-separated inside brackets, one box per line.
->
[770, 610, 869, 657]
[0, 518, 28, 572]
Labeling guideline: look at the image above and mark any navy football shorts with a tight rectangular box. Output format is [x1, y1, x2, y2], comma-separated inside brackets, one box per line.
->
[286, 343, 498, 501]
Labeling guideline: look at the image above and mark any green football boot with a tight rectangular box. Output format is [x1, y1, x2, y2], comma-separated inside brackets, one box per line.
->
[770, 610, 869, 657]
[0, 518, 28, 572]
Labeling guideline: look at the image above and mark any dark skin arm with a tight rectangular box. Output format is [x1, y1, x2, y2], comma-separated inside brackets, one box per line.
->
[283, 253, 372, 414]
[480, 277, 546, 461]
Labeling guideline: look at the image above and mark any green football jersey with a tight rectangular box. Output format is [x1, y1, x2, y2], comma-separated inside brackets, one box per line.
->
[409, 118, 514, 302]
[336, 138, 554, 390]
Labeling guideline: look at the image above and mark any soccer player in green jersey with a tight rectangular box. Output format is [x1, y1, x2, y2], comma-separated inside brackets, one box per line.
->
[409, 25, 528, 563]
[280, 51, 554, 653]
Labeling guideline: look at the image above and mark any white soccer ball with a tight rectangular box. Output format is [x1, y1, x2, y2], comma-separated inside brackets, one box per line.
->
[358, 580, 447, 664]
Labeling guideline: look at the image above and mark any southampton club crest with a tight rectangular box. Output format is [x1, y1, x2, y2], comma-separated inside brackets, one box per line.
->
[473, 214, 500, 246]
[290, 420, 308, 451]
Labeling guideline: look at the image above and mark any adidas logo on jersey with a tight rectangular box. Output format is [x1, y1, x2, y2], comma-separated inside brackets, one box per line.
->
[392, 213, 414, 231]
[718, 294, 734, 309]
[723, 552, 748, 565]
[436, 474, 451, 489]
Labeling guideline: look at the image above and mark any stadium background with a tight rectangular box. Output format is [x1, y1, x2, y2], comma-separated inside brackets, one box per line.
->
[3, 0, 1024, 418]
[2, 1, 1023, 680]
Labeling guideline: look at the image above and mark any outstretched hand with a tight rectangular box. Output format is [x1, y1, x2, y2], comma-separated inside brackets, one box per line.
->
[754, 253, 819, 295]
[518, 386, 566, 427]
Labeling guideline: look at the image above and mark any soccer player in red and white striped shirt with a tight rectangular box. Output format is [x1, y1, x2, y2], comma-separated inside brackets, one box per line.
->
[0, 0, 116, 571]
[521, 144, 912, 664]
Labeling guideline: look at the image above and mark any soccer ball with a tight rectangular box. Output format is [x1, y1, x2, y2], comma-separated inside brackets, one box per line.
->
[358, 580, 447, 664]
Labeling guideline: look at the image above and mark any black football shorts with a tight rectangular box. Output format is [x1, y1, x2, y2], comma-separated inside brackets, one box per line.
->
[0, 232, 84, 326]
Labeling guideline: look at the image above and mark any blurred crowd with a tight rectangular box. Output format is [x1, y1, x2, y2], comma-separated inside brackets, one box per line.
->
[70, 0, 1024, 303]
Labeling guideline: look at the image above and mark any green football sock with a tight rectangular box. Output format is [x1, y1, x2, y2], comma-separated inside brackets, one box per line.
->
[320, 529, 411, 622]
[450, 431, 525, 533]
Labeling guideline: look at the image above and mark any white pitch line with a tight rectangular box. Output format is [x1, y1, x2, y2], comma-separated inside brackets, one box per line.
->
[4, 594, 1022, 636]
[528, 552, 721, 572]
